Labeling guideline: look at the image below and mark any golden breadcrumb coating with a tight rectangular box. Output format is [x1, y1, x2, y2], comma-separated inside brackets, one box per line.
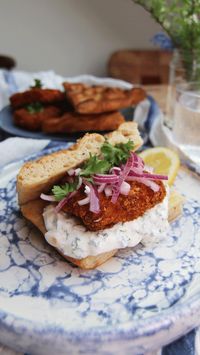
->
[42, 111, 125, 133]
[10, 88, 65, 109]
[62, 180, 166, 231]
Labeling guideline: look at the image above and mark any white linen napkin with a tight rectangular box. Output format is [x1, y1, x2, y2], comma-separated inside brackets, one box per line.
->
[0, 137, 49, 168]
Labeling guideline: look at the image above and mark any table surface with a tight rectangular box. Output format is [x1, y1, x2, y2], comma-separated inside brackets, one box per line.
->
[144, 84, 168, 114]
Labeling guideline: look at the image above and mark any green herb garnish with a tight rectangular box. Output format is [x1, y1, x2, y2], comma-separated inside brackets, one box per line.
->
[80, 140, 134, 177]
[51, 140, 134, 199]
[26, 102, 44, 114]
[80, 154, 110, 177]
[52, 181, 78, 201]
[30, 79, 43, 89]
[101, 140, 134, 167]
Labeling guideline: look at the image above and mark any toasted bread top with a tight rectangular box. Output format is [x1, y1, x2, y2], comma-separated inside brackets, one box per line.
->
[17, 122, 143, 205]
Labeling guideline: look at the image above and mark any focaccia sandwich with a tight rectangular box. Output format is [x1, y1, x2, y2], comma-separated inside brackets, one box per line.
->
[17, 122, 182, 269]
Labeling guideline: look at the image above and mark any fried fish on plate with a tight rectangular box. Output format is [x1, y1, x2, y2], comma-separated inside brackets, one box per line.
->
[42, 111, 125, 133]
[10, 88, 65, 109]
[63, 82, 146, 114]
[62, 180, 166, 231]
[14, 105, 62, 131]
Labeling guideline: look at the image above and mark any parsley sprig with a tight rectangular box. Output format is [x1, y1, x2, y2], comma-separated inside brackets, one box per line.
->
[30, 79, 43, 89]
[51, 140, 134, 201]
[52, 181, 78, 201]
[80, 154, 110, 177]
[80, 139, 134, 177]
[101, 140, 134, 167]
[26, 102, 44, 114]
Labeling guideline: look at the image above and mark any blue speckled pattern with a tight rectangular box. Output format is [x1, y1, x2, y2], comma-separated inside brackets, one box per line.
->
[0, 148, 200, 355]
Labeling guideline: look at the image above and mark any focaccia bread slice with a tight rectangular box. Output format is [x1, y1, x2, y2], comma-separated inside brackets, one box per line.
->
[20, 190, 183, 269]
[17, 122, 143, 205]
[42, 111, 125, 133]
[63, 82, 146, 114]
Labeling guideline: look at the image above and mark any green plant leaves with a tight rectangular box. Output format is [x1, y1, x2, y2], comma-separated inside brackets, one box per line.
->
[132, 0, 200, 80]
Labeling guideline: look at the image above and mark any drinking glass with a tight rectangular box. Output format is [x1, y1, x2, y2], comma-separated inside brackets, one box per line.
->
[172, 82, 200, 166]
[165, 49, 200, 129]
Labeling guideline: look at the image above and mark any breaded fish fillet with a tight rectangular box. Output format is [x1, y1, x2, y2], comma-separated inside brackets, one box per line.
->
[42, 111, 125, 133]
[14, 106, 62, 131]
[10, 89, 65, 109]
[63, 82, 146, 114]
[62, 180, 166, 231]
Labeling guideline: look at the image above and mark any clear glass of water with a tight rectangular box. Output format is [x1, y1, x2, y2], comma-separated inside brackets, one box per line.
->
[173, 82, 200, 166]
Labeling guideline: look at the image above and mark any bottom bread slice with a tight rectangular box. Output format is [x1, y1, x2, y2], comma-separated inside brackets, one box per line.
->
[21, 191, 183, 269]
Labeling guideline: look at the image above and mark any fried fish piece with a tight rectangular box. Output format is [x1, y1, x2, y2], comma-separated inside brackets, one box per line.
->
[63, 82, 146, 114]
[62, 180, 166, 231]
[14, 106, 62, 131]
[42, 111, 125, 133]
[10, 88, 65, 109]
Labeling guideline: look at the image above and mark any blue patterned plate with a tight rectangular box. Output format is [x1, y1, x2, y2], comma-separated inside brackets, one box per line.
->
[0, 105, 137, 142]
[0, 148, 200, 355]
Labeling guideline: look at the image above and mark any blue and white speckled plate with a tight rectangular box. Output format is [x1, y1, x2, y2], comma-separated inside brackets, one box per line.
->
[0, 105, 138, 142]
[0, 148, 200, 355]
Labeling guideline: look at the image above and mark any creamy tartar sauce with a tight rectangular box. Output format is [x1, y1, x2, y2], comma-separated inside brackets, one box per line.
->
[43, 192, 169, 259]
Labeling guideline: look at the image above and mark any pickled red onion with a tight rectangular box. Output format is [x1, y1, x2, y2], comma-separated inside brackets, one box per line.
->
[120, 181, 131, 195]
[93, 174, 119, 184]
[104, 185, 113, 197]
[98, 183, 106, 193]
[42, 151, 168, 212]
[83, 179, 100, 214]
[40, 193, 56, 202]
[127, 171, 168, 180]
[55, 191, 77, 213]
[111, 153, 134, 203]
[78, 196, 90, 206]
[127, 176, 160, 192]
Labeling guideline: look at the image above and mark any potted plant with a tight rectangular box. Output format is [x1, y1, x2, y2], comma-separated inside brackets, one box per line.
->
[133, 0, 200, 81]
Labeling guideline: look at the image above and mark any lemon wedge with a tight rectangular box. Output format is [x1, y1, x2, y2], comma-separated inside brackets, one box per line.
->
[139, 147, 180, 186]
